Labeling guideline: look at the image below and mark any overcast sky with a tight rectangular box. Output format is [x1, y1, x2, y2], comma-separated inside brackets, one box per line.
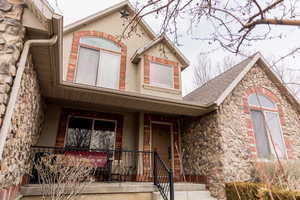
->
[47, 0, 300, 95]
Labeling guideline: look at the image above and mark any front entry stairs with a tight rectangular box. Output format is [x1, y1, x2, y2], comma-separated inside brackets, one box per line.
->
[21, 182, 216, 200]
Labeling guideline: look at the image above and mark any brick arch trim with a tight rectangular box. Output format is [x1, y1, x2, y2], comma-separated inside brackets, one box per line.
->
[243, 87, 281, 104]
[242, 86, 294, 159]
[66, 31, 127, 90]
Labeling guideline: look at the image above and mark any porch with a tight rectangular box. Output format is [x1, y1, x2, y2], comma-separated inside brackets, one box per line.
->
[33, 102, 203, 183]
[22, 101, 207, 200]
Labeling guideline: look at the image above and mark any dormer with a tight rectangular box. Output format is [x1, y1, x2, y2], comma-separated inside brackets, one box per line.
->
[131, 35, 189, 100]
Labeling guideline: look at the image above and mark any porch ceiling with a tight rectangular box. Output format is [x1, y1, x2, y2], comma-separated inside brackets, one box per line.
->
[40, 81, 214, 116]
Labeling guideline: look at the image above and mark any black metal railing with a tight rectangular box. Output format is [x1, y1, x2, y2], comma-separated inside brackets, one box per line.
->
[153, 151, 174, 200]
[29, 146, 153, 183]
[29, 146, 174, 200]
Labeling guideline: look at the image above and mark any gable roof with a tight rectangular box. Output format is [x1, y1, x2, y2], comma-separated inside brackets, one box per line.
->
[63, 1, 189, 68]
[184, 52, 300, 112]
[131, 34, 190, 68]
[63, 0, 156, 39]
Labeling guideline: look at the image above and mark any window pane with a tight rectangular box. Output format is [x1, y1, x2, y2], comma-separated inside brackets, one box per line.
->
[66, 117, 93, 149]
[90, 120, 116, 150]
[150, 62, 173, 88]
[80, 37, 121, 52]
[97, 51, 120, 89]
[75, 47, 99, 85]
[248, 94, 276, 109]
[250, 110, 271, 158]
[265, 112, 286, 159]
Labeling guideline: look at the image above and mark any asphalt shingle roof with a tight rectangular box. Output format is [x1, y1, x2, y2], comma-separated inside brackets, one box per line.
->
[183, 56, 255, 105]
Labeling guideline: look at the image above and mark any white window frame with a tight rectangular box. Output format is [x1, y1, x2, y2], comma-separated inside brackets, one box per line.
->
[250, 109, 287, 160]
[74, 38, 121, 90]
[263, 110, 288, 159]
[149, 61, 174, 89]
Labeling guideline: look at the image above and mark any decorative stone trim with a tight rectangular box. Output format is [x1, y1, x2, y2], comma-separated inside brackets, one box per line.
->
[143, 114, 182, 179]
[55, 108, 124, 156]
[144, 55, 180, 89]
[242, 87, 293, 159]
[66, 31, 127, 90]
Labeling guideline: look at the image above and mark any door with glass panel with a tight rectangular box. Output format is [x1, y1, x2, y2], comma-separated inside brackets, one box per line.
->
[65, 116, 116, 150]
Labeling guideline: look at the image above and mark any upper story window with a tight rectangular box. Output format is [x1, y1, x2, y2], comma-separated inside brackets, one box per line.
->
[248, 94, 286, 159]
[75, 37, 121, 89]
[149, 62, 174, 88]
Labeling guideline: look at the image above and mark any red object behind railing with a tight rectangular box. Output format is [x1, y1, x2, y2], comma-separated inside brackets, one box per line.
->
[64, 151, 108, 167]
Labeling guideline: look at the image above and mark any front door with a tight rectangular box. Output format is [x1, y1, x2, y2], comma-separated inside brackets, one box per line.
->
[151, 123, 172, 168]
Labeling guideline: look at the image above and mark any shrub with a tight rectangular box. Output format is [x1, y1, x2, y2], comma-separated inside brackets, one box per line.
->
[226, 182, 262, 200]
[252, 161, 300, 190]
[226, 182, 300, 200]
[259, 188, 300, 200]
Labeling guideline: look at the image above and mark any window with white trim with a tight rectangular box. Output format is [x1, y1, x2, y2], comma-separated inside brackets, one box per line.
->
[248, 94, 286, 159]
[149, 62, 173, 88]
[75, 37, 121, 89]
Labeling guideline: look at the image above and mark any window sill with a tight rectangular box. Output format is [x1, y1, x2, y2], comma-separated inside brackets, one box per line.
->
[142, 84, 181, 95]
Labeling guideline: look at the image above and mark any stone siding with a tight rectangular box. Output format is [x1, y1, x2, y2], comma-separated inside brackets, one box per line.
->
[0, 0, 25, 128]
[182, 111, 225, 199]
[182, 64, 300, 199]
[0, 55, 44, 190]
[219, 64, 300, 182]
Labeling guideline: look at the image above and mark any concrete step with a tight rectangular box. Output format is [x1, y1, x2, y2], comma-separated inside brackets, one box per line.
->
[174, 183, 206, 191]
[21, 182, 215, 200]
[21, 182, 155, 196]
[153, 191, 217, 200]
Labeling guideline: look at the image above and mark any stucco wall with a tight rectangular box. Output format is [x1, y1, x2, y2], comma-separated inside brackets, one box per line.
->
[0, 55, 44, 189]
[36, 104, 60, 147]
[63, 10, 184, 99]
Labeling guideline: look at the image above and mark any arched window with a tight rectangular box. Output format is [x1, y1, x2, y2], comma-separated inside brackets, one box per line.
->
[248, 94, 286, 159]
[75, 36, 121, 89]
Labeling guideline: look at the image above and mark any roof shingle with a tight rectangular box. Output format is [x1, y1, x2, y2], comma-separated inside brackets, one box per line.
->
[183, 56, 255, 105]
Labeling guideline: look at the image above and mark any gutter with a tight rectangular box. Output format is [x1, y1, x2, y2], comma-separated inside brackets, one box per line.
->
[60, 81, 209, 110]
[0, 35, 58, 160]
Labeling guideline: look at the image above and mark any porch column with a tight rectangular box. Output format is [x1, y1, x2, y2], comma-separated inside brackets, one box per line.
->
[137, 112, 145, 180]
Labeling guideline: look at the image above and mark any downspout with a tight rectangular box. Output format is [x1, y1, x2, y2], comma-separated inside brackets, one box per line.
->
[0, 35, 58, 160]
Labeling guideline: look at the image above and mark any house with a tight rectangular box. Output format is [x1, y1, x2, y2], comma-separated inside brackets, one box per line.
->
[0, 0, 299, 200]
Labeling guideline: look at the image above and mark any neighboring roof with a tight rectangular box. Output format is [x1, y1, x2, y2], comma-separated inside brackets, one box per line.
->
[184, 52, 300, 112]
[131, 34, 190, 68]
[63, 0, 156, 40]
